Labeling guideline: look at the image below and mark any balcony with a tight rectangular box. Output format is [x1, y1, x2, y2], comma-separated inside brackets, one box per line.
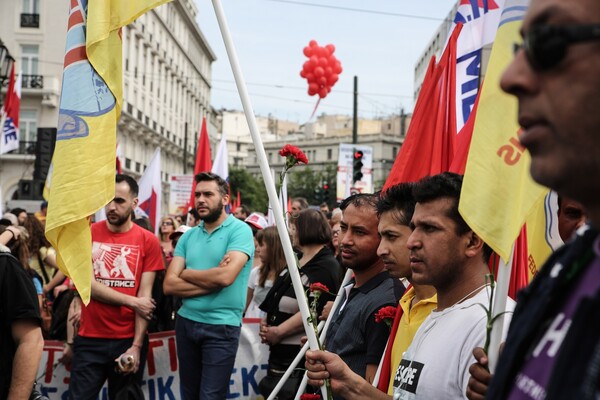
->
[2, 141, 36, 155]
[20, 13, 40, 28]
[22, 75, 44, 89]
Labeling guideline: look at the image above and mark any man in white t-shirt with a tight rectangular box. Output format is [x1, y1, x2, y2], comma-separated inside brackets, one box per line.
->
[305, 173, 514, 399]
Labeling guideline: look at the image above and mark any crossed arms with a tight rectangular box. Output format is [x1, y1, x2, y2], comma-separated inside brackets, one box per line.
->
[163, 251, 249, 297]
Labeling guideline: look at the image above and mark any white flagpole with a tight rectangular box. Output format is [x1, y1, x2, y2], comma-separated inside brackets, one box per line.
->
[266, 268, 353, 400]
[210, 1, 326, 397]
[488, 244, 514, 373]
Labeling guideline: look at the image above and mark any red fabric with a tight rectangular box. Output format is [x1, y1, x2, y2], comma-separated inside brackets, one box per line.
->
[2, 65, 20, 128]
[382, 23, 462, 190]
[449, 87, 481, 174]
[188, 117, 212, 209]
[79, 222, 164, 338]
[509, 225, 530, 299]
[376, 285, 409, 392]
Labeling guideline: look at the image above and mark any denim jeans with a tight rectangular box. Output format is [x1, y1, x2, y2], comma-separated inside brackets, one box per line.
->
[69, 335, 149, 400]
[175, 316, 241, 400]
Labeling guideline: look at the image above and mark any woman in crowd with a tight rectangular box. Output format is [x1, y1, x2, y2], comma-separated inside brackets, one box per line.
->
[245, 227, 286, 318]
[158, 216, 179, 265]
[257, 209, 341, 399]
[24, 216, 63, 297]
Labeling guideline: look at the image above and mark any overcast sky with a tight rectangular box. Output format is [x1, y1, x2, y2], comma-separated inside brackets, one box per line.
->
[195, 0, 457, 123]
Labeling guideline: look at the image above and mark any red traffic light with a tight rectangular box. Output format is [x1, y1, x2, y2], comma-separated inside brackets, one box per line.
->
[323, 184, 329, 190]
[354, 150, 364, 159]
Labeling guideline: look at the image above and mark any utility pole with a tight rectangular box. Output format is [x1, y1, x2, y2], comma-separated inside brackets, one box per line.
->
[352, 75, 358, 145]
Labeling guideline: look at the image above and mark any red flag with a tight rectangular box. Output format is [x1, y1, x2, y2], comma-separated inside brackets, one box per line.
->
[138, 149, 162, 235]
[1, 65, 21, 154]
[449, 88, 481, 174]
[382, 24, 462, 190]
[189, 117, 212, 209]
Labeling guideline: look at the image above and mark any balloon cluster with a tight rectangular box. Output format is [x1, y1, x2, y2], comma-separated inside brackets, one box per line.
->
[300, 40, 343, 99]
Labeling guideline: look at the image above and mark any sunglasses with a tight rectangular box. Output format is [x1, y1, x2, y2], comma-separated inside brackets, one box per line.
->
[515, 24, 600, 71]
[162, 221, 174, 226]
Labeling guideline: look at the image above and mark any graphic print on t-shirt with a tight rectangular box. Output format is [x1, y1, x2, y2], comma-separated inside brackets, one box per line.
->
[394, 359, 424, 394]
[92, 241, 140, 288]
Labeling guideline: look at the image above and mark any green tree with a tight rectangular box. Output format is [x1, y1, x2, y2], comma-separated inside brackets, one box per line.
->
[288, 164, 338, 207]
[229, 167, 269, 214]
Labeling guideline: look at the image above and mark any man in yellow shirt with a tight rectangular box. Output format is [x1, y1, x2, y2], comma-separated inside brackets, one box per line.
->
[375, 182, 437, 394]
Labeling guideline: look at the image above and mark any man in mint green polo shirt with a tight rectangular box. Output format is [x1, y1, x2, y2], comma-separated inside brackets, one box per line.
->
[164, 172, 254, 400]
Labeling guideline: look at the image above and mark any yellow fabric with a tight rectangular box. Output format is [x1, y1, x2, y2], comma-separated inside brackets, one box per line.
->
[45, 0, 170, 304]
[458, 12, 548, 263]
[387, 287, 437, 394]
[525, 197, 555, 280]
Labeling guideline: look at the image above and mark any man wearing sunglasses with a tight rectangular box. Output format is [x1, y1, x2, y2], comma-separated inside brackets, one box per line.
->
[466, 0, 600, 399]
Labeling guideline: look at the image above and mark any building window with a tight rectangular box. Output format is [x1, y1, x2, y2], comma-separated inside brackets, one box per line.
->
[20, 44, 39, 76]
[19, 109, 38, 143]
[327, 148, 332, 160]
[21, 0, 39, 28]
[392, 146, 398, 158]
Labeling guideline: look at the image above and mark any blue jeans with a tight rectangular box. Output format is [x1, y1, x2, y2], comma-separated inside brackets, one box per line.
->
[176, 316, 241, 400]
[69, 336, 149, 400]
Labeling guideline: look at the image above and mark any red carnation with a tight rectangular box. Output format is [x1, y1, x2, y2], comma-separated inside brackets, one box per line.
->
[280, 144, 309, 165]
[375, 305, 397, 327]
[300, 394, 321, 400]
[310, 282, 329, 294]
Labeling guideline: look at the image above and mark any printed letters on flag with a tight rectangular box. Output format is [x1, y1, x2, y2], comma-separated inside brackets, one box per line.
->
[45, 0, 170, 304]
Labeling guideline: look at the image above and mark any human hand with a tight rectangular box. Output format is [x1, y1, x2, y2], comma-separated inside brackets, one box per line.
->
[131, 296, 156, 320]
[466, 347, 492, 400]
[219, 254, 231, 267]
[116, 345, 141, 374]
[305, 350, 352, 395]
[59, 342, 74, 366]
[53, 284, 68, 299]
[260, 325, 283, 346]
[319, 300, 334, 321]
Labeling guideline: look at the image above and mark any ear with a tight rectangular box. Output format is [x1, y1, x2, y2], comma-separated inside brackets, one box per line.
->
[464, 231, 484, 259]
[221, 193, 230, 206]
[131, 197, 139, 210]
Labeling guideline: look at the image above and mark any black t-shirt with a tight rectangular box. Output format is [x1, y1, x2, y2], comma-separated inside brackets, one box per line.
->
[0, 253, 41, 399]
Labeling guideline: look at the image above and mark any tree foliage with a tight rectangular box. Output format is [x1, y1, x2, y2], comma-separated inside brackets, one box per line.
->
[229, 167, 269, 214]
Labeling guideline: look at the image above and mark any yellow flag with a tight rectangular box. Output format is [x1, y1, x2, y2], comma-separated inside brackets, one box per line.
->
[459, 0, 548, 262]
[45, 0, 170, 304]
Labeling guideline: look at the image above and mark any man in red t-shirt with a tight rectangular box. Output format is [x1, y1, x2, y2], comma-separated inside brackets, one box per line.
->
[69, 174, 164, 400]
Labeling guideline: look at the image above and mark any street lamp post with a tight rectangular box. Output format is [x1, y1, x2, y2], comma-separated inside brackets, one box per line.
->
[0, 43, 15, 87]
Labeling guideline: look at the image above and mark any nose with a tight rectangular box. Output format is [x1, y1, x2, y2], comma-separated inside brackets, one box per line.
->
[406, 230, 420, 251]
[500, 45, 539, 98]
[376, 240, 388, 257]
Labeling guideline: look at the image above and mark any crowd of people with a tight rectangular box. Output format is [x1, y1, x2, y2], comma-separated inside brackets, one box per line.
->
[1, 0, 599, 398]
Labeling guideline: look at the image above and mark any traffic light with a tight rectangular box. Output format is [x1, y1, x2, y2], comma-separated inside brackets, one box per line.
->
[322, 183, 330, 201]
[353, 150, 364, 183]
[314, 186, 323, 203]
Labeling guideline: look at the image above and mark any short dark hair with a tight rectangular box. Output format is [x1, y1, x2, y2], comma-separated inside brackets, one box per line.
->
[377, 183, 416, 226]
[412, 172, 492, 261]
[295, 209, 332, 246]
[116, 174, 139, 197]
[195, 172, 228, 196]
[237, 204, 251, 216]
[10, 208, 27, 218]
[339, 193, 380, 212]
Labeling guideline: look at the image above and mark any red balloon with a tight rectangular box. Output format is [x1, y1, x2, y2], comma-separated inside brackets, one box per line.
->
[303, 47, 313, 57]
[324, 67, 333, 76]
[318, 57, 328, 68]
[327, 74, 339, 85]
[318, 88, 328, 98]
[308, 88, 317, 96]
[325, 44, 335, 55]
[305, 73, 315, 82]
[334, 62, 342, 74]
[309, 40, 318, 48]
[301, 40, 341, 100]
[318, 76, 327, 86]
[327, 86, 332, 93]
[308, 82, 319, 93]
[314, 67, 325, 77]
[300, 70, 307, 78]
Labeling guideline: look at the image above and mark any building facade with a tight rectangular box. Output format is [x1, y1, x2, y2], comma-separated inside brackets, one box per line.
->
[0, 0, 216, 214]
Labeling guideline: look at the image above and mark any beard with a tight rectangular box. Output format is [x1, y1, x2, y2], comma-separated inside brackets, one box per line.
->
[106, 209, 132, 227]
[199, 203, 224, 224]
